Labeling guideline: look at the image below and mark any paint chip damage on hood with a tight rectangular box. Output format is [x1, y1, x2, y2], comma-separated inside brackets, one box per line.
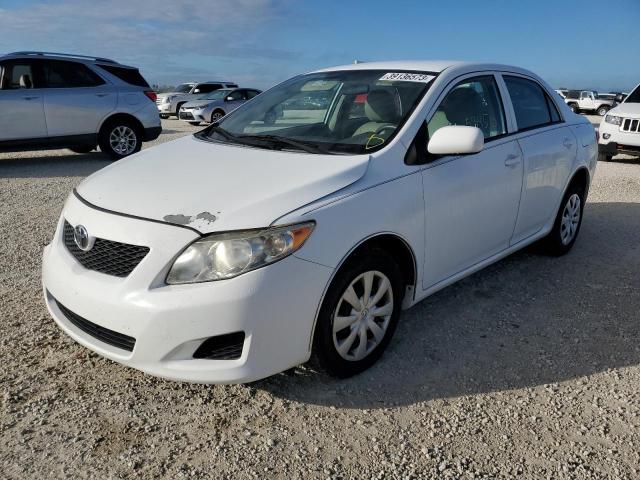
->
[76, 135, 370, 234]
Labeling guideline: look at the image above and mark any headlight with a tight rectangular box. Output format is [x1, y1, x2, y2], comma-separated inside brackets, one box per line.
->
[166, 222, 315, 284]
[605, 115, 622, 126]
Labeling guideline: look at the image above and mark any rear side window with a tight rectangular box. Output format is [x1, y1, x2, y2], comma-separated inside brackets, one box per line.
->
[504, 76, 560, 131]
[96, 64, 150, 87]
[43, 60, 105, 88]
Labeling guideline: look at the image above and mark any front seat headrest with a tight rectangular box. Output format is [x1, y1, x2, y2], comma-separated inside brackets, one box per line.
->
[441, 88, 482, 127]
[365, 89, 399, 123]
[19, 74, 32, 89]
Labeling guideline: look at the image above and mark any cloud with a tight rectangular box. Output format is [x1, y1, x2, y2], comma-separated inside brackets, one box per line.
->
[0, 0, 299, 87]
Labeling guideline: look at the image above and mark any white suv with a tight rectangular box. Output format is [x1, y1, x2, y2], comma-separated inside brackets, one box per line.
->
[0, 51, 161, 159]
[598, 83, 640, 161]
[42, 61, 597, 383]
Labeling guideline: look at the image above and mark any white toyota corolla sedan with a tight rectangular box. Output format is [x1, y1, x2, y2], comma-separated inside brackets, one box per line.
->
[42, 61, 597, 383]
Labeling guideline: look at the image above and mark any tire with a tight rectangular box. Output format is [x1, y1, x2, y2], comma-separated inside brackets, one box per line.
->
[98, 118, 142, 160]
[310, 248, 404, 378]
[598, 152, 612, 162]
[210, 110, 225, 124]
[568, 103, 579, 113]
[189, 121, 201, 126]
[69, 146, 95, 154]
[597, 105, 610, 116]
[541, 182, 585, 256]
[160, 114, 170, 119]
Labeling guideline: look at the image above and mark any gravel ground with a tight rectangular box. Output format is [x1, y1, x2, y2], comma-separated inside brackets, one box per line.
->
[1, 116, 639, 479]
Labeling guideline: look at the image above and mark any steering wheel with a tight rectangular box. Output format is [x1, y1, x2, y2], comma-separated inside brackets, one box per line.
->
[374, 124, 397, 137]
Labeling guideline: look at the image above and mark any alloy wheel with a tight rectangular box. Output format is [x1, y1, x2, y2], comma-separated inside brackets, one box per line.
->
[109, 126, 137, 156]
[332, 270, 394, 361]
[560, 193, 581, 245]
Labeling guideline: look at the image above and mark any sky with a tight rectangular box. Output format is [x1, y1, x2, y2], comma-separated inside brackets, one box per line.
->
[0, 0, 638, 92]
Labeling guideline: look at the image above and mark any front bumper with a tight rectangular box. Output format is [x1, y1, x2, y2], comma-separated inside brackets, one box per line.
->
[179, 110, 206, 122]
[598, 120, 640, 157]
[42, 193, 332, 383]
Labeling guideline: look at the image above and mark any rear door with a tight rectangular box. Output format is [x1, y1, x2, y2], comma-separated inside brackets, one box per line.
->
[421, 74, 524, 288]
[0, 59, 47, 142]
[501, 74, 576, 244]
[41, 59, 116, 138]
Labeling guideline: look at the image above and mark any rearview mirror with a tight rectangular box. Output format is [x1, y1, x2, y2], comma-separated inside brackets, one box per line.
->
[427, 126, 484, 155]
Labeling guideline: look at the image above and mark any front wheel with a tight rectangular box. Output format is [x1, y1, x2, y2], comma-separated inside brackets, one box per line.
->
[210, 110, 224, 124]
[541, 183, 585, 256]
[597, 105, 610, 116]
[310, 248, 404, 378]
[569, 103, 580, 113]
[98, 120, 141, 160]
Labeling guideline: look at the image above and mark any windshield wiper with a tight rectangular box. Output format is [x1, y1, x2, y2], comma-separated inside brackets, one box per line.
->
[237, 134, 332, 155]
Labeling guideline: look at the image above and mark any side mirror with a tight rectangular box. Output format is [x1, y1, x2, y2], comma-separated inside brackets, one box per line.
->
[615, 94, 624, 103]
[225, 96, 233, 102]
[193, 89, 200, 94]
[427, 126, 484, 155]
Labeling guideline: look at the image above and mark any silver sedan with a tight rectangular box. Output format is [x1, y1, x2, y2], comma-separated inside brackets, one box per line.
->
[178, 88, 262, 125]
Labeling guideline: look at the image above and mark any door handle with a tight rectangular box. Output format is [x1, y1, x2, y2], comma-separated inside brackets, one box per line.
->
[504, 154, 520, 167]
[95, 93, 111, 97]
[563, 138, 574, 149]
[22, 96, 40, 100]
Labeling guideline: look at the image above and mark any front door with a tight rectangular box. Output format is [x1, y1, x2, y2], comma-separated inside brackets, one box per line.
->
[0, 60, 47, 142]
[422, 74, 523, 288]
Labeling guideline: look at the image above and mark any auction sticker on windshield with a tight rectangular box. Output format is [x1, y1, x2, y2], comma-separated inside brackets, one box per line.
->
[379, 72, 435, 83]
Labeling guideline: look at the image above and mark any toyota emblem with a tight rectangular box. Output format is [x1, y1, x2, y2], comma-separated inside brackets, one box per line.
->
[73, 224, 94, 252]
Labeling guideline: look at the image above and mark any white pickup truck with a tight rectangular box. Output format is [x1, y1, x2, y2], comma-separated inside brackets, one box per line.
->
[564, 90, 614, 116]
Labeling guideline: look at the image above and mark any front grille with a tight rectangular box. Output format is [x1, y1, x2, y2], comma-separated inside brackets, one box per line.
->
[53, 296, 136, 352]
[193, 332, 245, 360]
[63, 221, 149, 277]
[179, 111, 194, 120]
[621, 118, 640, 133]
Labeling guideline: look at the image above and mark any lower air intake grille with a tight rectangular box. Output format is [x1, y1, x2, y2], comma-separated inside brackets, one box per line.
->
[63, 221, 149, 277]
[54, 297, 136, 352]
[193, 332, 245, 360]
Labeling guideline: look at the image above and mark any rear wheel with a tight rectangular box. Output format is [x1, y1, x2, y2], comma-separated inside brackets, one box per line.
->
[597, 105, 610, 116]
[98, 119, 141, 160]
[541, 183, 585, 256]
[310, 248, 404, 378]
[568, 103, 579, 113]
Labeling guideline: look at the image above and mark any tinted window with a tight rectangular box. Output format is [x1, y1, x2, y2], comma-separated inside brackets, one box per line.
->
[504, 76, 554, 130]
[0, 62, 38, 89]
[428, 75, 506, 140]
[196, 83, 222, 93]
[246, 90, 261, 99]
[227, 90, 244, 101]
[546, 96, 561, 122]
[626, 85, 640, 103]
[96, 64, 149, 87]
[43, 60, 105, 88]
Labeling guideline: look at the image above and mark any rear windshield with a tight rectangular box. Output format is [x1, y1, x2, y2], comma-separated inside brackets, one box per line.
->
[96, 64, 149, 87]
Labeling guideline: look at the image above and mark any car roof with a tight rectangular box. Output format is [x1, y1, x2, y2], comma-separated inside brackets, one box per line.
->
[1, 51, 139, 69]
[311, 60, 538, 78]
[197, 81, 237, 85]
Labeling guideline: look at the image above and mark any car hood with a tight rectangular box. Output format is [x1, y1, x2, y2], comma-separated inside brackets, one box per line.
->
[182, 100, 218, 109]
[610, 103, 640, 118]
[76, 135, 370, 233]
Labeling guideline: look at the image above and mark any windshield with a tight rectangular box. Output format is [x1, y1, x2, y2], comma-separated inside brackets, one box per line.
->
[625, 85, 640, 103]
[199, 90, 231, 101]
[196, 70, 435, 154]
[175, 83, 194, 93]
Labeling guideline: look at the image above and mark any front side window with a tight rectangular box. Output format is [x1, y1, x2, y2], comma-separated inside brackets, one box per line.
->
[504, 76, 559, 131]
[42, 60, 105, 88]
[174, 83, 194, 93]
[197, 69, 435, 154]
[246, 89, 261, 99]
[196, 83, 222, 94]
[0, 62, 38, 89]
[226, 90, 244, 101]
[428, 75, 507, 140]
